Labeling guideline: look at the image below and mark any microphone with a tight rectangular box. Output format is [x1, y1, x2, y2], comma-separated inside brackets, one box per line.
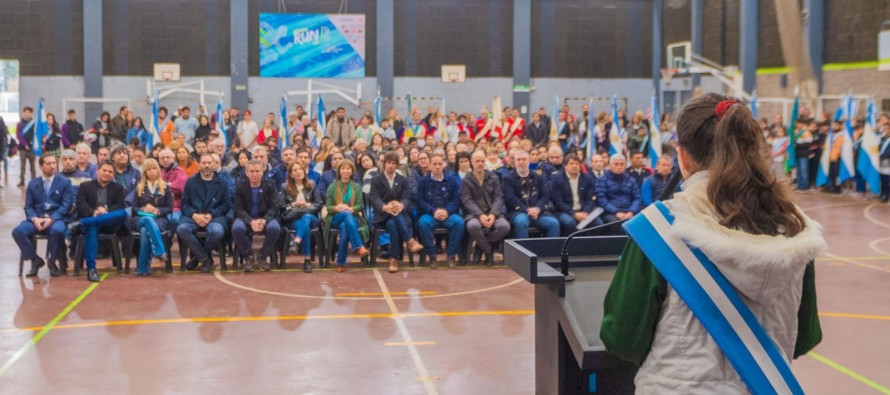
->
[559, 169, 683, 282]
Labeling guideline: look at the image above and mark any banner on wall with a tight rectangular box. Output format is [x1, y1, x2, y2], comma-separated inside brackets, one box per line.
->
[259, 13, 366, 78]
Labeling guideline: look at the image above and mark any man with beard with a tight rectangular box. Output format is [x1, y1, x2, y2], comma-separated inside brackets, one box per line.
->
[176, 154, 232, 273]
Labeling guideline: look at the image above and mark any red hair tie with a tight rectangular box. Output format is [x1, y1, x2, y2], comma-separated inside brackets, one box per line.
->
[714, 100, 737, 121]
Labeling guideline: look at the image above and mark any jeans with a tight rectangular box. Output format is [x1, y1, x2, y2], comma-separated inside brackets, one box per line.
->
[331, 212, 363, 265]
[384, 215, 412, 260]
[170, 210, 182, 224]
[291, 214, 319, 256]
[795, 156, 810, 190]
[557, 212, 603, 236]
[81, 209, 127, 270]
[13, 220, 67, 265]
[233, 218, 282, 258]
[176, 220, 225, 262]
[417, 214, 464, 257]
[19, 148, 36, 185]
[512, 213, 561, 238]
[880, 174, 890, 201]
[137, 216, 166, 274]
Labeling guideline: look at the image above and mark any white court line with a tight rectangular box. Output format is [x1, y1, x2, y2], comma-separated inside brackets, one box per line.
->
[823, 252, 890, 274]
[372, 269, 439, 395]
[864, 203, 890, 230]
[868, 238, 890, 257]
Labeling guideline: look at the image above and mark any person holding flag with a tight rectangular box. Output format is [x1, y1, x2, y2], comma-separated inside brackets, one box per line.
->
[602, 93, 825, 394]
[856, 99, 881, 195]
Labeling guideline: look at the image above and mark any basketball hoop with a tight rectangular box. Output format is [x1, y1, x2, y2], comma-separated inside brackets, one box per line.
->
[661, 68, 678, 83]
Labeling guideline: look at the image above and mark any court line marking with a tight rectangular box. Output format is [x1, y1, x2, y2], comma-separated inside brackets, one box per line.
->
[373, 268, 438, 395]
[868, 238, 890, 257]
[213, 270, 525, 300]
[864, 203, 890, 230]
[815, 256, 890, 261]
[0, 273, 108, 377]
[6, 310, 536, 333]
[807, 351, 890, 394]
[798, 201, 870, 212]
[819, 312, 890, 321]
[385, 341, 436, 346]
[335, 291, 438, 297]
[823, 252, 890, 274]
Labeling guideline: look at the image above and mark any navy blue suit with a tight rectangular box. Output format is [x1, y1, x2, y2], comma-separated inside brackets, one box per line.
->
[13, 176, 74, 266]
[549, 170, 600, 235]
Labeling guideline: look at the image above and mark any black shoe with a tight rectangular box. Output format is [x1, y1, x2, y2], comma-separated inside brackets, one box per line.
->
[87, 269, 100, 282]
[258, 255, 271, 272]
[201, 257, 213, 273]
[186, 258, 200, 271]
[472, 248, 483, 265]
[242, 255, 255, 272]
[303, 259, 313, 273]
[428, 257, 439, 270]
[47, 260, 61, 277]
[379, 250, 391, 260]
[26, 257, 45, 277]
[485, 252, 494, 267]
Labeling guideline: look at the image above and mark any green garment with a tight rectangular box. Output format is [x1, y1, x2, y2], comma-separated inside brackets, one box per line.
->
[599, 238, 822, 367]
[323, 180, 369, 246]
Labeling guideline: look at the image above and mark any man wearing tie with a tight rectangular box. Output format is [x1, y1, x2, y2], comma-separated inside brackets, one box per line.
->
[12, 154, 73, 277]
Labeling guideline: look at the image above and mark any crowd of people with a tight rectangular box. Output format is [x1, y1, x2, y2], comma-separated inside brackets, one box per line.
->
[4, 97, 886, 282]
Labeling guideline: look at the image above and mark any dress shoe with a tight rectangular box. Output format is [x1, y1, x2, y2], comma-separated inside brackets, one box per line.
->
[336, 265, 346, 273]
[258, 255, 271, 272]
[428, 257, 439, 270]
[201, 257, 213, 273]
[242, 255, 255, 272]
[355, 246, 370, 257]
[407, 239, 423, 253]
[87, 269, 100, 282]
[485, 252, 495, 267]
[26, 257, 45, 277]
[303, 259, 313, 273]
[472, 248, 483, 264]
[388, 258, 399, 273]
[447, 256, 458, 269]
[47, 261, 61, 277]
[186, 258, 200, 271]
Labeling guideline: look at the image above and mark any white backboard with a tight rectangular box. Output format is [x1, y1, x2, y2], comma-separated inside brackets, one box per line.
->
[441, 64, 466, 83]
[153, 63, 181, 82]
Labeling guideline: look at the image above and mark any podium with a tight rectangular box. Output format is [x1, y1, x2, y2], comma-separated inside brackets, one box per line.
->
[505, 236, 638, 394]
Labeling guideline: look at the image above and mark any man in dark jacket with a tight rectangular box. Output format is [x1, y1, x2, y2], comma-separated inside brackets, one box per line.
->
[625, 151, 653, 187]
[596, 154, 642, 234]
[415, 153, 464, 268]
[370, 152, 423, 273]
[461, 150, 510, 266]
[12, 154, 73, 277]
[76, 160, 128, 282]
[177, 154, 232, 273]
[503, 150, 560, 238]
[233, 160, 281, 272]
[550, 154, 600, 236]
[16, 106, 38, 186]
[110, 144, 141, 195]
[537, 146, 564, 186]
[526, 113, 549, 146]
[61, 109, 85, 147]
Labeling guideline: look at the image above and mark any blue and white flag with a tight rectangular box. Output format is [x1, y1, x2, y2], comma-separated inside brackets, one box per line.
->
[609, 95, 625, 157]
[279, 95, 288, 150]
[33, 98, 47, 156]
[649, 96, 663, 164]
[839, 95, 855, 183]
[149, 90, 160, 152]
[624, 203, 805, 395]
[312, 94, 326, 149]
[549, 94, 559, 141]
[585, 99, 596, 165]
[750, 91, 758, 119]
[374, 95, 382, 127]
[857, 99, 880, 194]
[216, 99, 226, 153]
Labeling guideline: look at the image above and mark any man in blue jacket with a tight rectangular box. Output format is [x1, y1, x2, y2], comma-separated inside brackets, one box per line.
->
[595, 154, 642, 234]
[177, 154, 232, 273]
[415, 153, 464, 269]
[109, 144, 141, 195]
[503, 150, 560, 238]
[12, 154, 73, 277]
[550, 154, 600, 236]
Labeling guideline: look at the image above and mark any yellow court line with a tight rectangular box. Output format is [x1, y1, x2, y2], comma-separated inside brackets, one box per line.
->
[819, 312, 890, 321]
[336, 291, 438, 297]
[416, 377, 441, 381]
[385, 341, 436, 346]
[10, 310, 536, 332]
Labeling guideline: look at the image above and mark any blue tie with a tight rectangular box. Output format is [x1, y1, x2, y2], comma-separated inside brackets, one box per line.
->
[44, 179, 51, 202]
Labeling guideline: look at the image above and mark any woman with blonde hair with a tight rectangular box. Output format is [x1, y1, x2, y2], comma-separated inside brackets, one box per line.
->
[127, 158, 174, 276]
[280, 161, 322, 272]
[324, 160, 369, 272]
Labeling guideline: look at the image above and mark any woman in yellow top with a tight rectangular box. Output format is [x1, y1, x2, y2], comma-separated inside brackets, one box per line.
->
[601, 93, 825, 394]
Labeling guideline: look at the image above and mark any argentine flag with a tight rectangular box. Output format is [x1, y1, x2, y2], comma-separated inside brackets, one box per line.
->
[549, 95, 559, 142]
[857, 100, 880, 193]
[839, 95, 856, 183]
[374, 96, 382, 127]
[584, 99, 596, 165]
[216, 99, 226, 153]
[279, 95, 288, 150]
[609, 95, 625, 157]
[817, 98, 850, 186]
[649, 96, 662, 164]
[312, 95, 325, 149]
[33, 98, 48, 156]
[149, 90, 160, 152]
[750, 91, 758, 119]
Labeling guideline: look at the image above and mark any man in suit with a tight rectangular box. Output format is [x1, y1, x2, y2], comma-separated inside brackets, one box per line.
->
[177, 154, 232, 273]
[369, 152, 423, 273]
[12, 154, 73, 277]
[76, 160, 128, 282]
[550, 154, 601, 236]
[232, 160, 281, 272]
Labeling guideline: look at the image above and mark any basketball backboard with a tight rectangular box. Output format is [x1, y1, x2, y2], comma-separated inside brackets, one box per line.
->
[441, 64, 466, 83]
[153, 63, 181, 82]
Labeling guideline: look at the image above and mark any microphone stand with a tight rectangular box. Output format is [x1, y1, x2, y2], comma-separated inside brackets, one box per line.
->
[559, 169, 683, 282]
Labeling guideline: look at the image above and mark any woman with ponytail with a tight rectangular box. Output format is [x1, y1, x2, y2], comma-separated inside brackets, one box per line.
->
[601, 93, 826, 394]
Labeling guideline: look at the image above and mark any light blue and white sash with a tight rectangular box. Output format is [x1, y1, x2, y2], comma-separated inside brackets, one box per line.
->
[623, 202, 804, 395]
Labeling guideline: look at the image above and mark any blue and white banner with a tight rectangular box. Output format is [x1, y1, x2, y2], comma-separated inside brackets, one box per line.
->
[279, 95, 288, 150]
[857, 99, 880, 193]
[750, 91, 758, 119]
[149, 90, 160, 152]
[649, 96, 663, 164]
[839, 96, 856, 183]
[374, 95, 382, 127]
[610, 95, 625, 157]
[624, 203, 805, 395]
[216, 99, 226, 153]
[585, 99, 596, 165]
[312, 94, 326, 149]
[33, 98, 47, 156]
[259, 14, 365, 78]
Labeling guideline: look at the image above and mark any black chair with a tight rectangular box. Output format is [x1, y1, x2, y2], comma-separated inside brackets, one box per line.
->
[73, 233, 124, 276]
[417, 227, 468, 267]
[232, 230, 280, 270]
[123, 230, 174, 274]
[178, 230, 230, 271]
[325, 228, 370, 268]
[369, 221, 415, 267]
[279, 227, 322, 269]
[18, 234, 69, 276]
